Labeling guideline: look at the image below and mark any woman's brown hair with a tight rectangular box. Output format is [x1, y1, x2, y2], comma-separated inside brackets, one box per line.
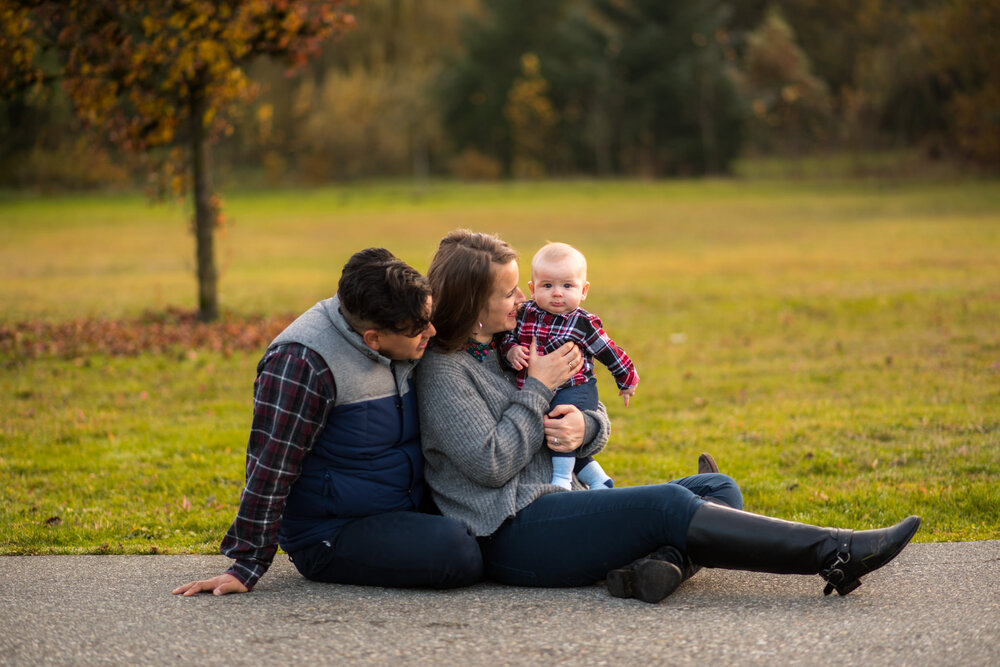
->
[427, 229, 518, 352]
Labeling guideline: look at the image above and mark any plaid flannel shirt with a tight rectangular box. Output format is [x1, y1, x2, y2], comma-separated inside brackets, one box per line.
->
[220, 343, 336, 590]
[501, 301, 638, 391]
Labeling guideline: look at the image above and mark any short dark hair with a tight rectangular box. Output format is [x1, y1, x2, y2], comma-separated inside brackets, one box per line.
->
[338, 248, 431, 336]
[427, 230, 517, 352]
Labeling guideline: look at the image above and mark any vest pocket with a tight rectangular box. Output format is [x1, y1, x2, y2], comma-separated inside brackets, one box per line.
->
[321, 466, 413, 517]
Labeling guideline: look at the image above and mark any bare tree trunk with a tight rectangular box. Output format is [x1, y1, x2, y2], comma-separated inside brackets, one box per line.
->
[190, 84, 219, 322]
[698, 61, 719, 175]
[592, 61, 613, 176]
[411, 126, 429, 195]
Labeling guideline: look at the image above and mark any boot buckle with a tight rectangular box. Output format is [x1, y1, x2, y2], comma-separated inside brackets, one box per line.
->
[822, 551, 851, 583]
[821, 550, 851, 595]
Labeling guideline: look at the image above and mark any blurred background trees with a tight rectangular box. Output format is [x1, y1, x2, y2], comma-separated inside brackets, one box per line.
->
[739, 7, 832, 155]
[3, 0, 998, 192]
[1, 0, 354, 321]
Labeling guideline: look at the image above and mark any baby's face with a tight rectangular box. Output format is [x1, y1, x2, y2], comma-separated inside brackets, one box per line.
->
[529, 256, 589, 315]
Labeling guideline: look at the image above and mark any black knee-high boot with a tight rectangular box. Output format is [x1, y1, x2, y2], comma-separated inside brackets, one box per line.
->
[684, 503, 921, 596]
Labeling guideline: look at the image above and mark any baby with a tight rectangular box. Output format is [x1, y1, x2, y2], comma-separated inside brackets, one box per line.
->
[502, 242, 639, 490]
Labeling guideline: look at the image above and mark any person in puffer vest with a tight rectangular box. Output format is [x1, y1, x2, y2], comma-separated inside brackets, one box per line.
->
[174, 248, 483, 596]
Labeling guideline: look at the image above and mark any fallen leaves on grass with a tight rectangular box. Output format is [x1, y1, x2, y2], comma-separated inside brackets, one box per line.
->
[0, 308, 294, 360]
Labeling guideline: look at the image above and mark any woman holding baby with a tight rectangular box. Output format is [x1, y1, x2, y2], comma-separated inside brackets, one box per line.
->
[416, 229, 920, 603]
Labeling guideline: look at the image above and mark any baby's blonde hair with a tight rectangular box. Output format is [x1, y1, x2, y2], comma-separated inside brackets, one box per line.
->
[531, 242, 587, 280]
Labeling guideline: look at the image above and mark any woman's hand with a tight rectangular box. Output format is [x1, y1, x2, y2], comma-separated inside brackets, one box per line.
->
[543, 404, 585, 453]
[172, 573, 249, 597]
[526, 338, 582, 391]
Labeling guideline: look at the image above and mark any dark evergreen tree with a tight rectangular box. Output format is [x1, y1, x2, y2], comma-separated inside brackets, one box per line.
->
[436, 0, 603, 174]
[590, 0, 744, 175]
[438, 0, 744, 176]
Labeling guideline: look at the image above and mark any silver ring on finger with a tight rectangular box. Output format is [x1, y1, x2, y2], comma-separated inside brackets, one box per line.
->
[552, 437, 559, 445]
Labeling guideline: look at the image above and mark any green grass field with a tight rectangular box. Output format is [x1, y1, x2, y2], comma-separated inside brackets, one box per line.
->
[2, 177, 998, 554]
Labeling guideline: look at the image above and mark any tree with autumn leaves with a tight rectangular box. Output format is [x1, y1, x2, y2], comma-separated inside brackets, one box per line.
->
[1, 0, 354, 321]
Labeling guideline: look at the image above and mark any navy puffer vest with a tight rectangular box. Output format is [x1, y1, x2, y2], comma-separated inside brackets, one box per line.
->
[271, 297, 424, 553]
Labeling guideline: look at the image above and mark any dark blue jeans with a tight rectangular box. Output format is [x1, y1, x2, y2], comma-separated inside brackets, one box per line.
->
[288, 511, 483, 589]
[479, 474, 742, 587]
[551, 378, 599, 413]
[550, 379, 598, 472]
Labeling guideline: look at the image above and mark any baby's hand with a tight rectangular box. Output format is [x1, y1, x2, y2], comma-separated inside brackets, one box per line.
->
[619, 386, 636, 407]
[506, 345, 530, 371]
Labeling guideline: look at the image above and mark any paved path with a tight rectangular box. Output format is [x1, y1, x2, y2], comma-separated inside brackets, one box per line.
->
[1, 541, 998, 665]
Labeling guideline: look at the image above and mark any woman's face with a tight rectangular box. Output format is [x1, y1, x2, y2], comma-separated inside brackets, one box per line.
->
[476, 259, 525, 340]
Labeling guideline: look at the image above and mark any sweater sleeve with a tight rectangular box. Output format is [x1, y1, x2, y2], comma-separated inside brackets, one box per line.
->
[418, 356, 553, 489]
[573, 400, 611, 460]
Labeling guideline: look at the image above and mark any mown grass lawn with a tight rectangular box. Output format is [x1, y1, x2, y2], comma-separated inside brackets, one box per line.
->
[1, 176, 998, 554]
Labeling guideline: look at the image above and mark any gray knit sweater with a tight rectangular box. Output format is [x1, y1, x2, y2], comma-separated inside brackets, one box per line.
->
[416, 345, 610, 536]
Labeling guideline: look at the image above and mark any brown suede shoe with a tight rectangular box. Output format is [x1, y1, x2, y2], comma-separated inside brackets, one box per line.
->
[698, 452, 720, 474]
